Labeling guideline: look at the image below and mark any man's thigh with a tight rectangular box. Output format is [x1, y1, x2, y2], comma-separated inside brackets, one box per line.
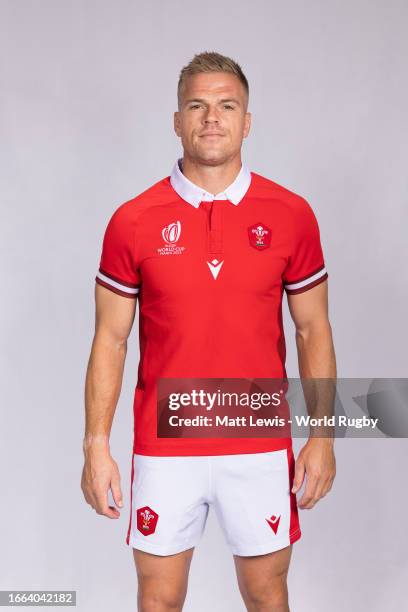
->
[133, 547, 194, 610]
[234, 545, 292, 610]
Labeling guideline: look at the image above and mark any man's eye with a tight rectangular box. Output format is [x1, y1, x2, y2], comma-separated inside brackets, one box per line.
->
[224, 105, 234, 110]
[190, 104, 201, 109]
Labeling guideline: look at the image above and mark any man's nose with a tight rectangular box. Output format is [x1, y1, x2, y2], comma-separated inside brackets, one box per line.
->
[203, 106, 220, 123]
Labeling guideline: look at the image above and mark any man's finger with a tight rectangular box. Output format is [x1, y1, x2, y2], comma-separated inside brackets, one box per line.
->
[291, 457, 305, 493]
[298, 474, 319, 508]
[111, 474, 124, 508]
[94, 489, 120, 518]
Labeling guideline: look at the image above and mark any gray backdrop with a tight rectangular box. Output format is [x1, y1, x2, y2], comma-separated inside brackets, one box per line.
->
[1, 0, 407, 610]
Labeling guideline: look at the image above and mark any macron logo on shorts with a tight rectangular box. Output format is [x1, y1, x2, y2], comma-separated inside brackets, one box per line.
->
[266, 514, 281, 534]
[137, 505, 159, 536]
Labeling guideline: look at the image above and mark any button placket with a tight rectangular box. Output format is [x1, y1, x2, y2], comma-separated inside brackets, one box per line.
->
[208, 200, 224, 255]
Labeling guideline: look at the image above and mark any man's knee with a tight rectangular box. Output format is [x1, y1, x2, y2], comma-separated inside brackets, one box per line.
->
[244, 570, 289, 611]
[138, 585, 186, 611]
[134, 547, 193, 611]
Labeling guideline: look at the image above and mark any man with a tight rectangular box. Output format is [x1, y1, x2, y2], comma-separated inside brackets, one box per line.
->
[82, 51, 336, 611]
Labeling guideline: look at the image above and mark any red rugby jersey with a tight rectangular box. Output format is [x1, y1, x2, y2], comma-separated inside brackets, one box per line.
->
[95, 159, 328, 456]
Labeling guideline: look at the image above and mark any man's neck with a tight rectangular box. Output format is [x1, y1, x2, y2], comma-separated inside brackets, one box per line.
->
[181, 154, 242, 195]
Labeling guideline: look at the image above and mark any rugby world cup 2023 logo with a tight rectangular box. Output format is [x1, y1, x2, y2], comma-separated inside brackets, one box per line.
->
[157, 220, 186, 255]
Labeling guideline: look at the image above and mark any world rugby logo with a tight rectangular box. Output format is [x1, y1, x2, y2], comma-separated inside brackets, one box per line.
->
[162, 221, 181, 244]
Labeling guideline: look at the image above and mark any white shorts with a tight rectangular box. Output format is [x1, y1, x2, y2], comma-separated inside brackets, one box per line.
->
[125, 448, 301, 557]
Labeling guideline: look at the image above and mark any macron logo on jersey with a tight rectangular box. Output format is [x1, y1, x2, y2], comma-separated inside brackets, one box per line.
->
[207, 258, 224, 280]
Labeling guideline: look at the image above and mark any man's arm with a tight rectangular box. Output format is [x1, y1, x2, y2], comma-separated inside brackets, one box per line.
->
[81, 283, 137, 519]
[287, 280, 337, 509]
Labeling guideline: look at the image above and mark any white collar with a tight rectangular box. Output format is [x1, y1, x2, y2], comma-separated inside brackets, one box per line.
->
[170, 157, 252, 208]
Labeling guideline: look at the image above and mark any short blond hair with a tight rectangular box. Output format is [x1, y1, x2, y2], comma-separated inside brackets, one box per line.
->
[177, 51, 249, 109]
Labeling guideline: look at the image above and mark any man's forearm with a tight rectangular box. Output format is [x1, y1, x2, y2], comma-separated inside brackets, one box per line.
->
[295, 320, 336, 379]
[83, 333, 127, 453]
[295, 321, 337, 438]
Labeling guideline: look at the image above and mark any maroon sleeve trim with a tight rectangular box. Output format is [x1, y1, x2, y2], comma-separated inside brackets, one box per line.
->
[99, 267, 140, 289]
[285, 272, 328, 295]
[95, 277, 138, 299]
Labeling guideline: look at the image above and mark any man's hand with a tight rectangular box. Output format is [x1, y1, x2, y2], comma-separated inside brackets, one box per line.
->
[292, 438, 336, 509]
[81, 438, 124, 519]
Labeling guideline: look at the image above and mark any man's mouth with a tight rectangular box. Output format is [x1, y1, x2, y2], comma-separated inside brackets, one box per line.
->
[200, 131, 224, 136]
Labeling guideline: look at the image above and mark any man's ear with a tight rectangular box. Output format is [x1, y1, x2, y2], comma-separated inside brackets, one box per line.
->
[243, 111, 252, 138]
[174, 111, 181, 137]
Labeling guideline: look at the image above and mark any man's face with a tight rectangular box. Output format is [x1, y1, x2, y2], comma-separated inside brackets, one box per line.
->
[174, 72, 251, 166]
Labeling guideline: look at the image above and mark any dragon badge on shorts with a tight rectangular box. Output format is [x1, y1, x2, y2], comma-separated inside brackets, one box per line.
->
[248, 222, 271, 250]
[137, 505, 159, 536]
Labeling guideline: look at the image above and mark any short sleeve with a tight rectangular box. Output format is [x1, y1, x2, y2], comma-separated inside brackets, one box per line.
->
[282, 198, 328, 295]
[95, 205, 141, 298]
